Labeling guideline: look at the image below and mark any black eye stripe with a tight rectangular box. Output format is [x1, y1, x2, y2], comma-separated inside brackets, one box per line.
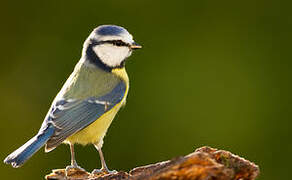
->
[111, 40, 127, 46]
[91, 40, 129, 47]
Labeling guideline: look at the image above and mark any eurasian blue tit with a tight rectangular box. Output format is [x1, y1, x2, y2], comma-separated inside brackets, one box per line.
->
[4, 25, 141, 173]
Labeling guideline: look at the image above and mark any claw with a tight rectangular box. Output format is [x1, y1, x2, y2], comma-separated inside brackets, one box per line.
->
[91, 168, 117, 175]
[65, 165, 86, 177]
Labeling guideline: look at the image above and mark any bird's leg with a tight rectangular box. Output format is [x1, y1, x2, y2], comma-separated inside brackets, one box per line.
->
[70, 143, 78, 167]
[98, 148, 110, 172]
[65, 144, 85, 174]
[92, 143, 117, 174]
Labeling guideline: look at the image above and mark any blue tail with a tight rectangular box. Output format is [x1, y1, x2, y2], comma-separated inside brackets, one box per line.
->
[3, 126, 54, 168]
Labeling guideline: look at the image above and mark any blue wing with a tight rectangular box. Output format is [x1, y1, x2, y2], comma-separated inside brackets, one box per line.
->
[44, 81, 126, 151]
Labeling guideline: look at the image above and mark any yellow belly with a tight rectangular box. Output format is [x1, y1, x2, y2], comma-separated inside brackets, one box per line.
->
[65, 67, 129, 147]
[65, 103, 122, 146]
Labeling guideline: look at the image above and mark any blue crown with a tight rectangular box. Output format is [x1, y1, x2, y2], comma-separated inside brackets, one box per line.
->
[96, 25, 125, 36]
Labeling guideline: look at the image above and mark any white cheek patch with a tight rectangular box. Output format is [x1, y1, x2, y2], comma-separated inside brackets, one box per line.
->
[93, 44, 131, 67]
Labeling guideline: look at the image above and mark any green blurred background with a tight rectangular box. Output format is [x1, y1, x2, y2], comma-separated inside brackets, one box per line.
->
[0, 0, 291, 179]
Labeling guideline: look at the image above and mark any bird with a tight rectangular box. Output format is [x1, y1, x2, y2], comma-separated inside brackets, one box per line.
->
[3, 25, 141, 174]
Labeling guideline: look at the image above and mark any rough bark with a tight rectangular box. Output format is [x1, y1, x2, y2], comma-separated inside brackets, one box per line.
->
[45, 146, 259, 180]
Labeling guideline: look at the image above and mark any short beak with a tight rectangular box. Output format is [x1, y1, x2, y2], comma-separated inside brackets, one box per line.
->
[130, 42, 142, 50]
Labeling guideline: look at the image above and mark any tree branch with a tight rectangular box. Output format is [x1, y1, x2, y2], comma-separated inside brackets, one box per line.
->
[45, 146, 259, 180]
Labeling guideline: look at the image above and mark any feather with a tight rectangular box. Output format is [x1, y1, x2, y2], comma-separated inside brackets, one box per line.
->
[45, 81, 126, 150]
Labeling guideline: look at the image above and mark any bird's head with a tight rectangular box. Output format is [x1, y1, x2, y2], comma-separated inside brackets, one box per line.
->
[83, 25, 141, 69]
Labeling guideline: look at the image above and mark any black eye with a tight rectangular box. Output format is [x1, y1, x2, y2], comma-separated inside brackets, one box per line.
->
[113, 40, 126, 46]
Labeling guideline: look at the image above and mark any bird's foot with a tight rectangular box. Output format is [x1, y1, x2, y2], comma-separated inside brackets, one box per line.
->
[65, 164, 86, 172]
[91, 168, 117, 175]
[65, 165, 87, 177]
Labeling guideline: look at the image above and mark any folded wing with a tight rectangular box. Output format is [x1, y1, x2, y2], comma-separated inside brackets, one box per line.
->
[44, 81, 126, 151]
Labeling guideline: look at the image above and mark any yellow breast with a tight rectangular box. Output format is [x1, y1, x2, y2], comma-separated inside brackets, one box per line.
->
[65, 68, 129, 146]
